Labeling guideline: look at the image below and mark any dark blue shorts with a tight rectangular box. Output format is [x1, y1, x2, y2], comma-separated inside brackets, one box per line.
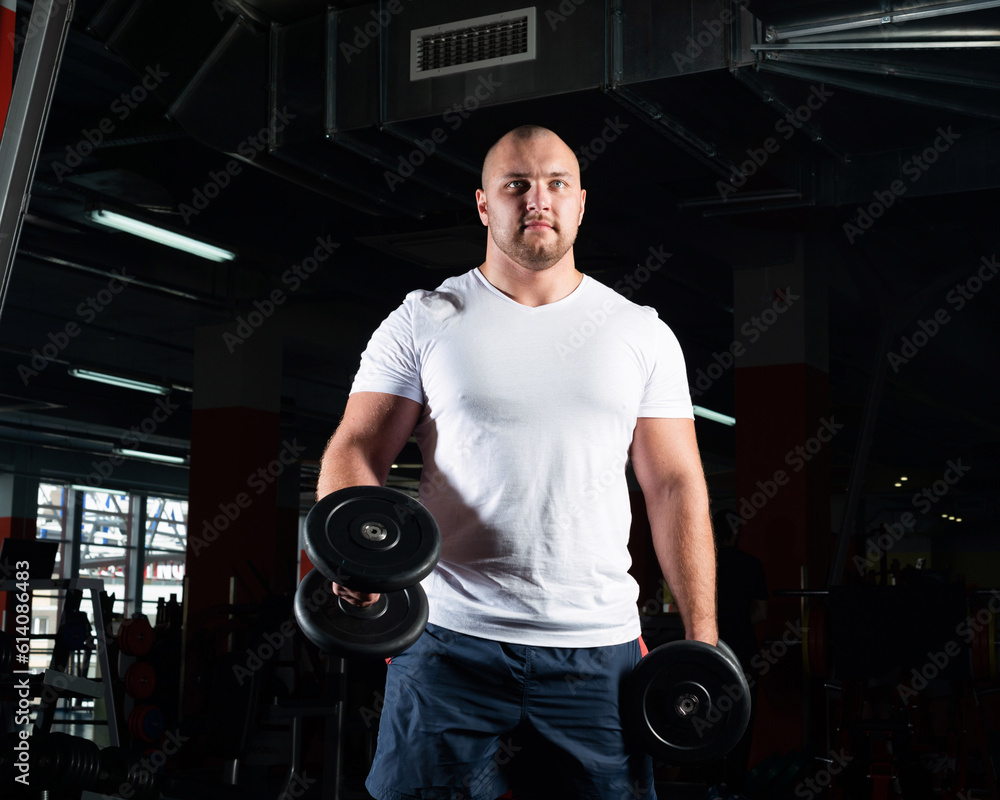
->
[365, 623, 656, 800]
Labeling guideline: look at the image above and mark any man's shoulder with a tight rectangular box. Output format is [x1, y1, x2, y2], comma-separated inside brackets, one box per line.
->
[396, 269, 480, 325]
[583, 274, 665, 326]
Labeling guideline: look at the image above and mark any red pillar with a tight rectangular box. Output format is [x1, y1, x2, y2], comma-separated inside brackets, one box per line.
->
[182, 326, 299, 712]
[0, 0, 14, 132]
[733, 238, 830, 761]
[0, 474, 38, 632]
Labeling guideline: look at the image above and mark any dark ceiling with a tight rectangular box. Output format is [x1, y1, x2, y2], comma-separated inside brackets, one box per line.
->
[1, 0, 998, 551]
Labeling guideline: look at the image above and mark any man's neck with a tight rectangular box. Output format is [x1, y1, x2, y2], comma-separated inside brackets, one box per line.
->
[479, 251, 583, 308]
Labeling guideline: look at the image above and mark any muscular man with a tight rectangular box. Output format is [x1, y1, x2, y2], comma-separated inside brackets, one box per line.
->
[317, 125, 716, 800]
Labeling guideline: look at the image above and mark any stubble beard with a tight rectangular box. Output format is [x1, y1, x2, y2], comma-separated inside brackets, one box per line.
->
[491, 220, 577, 271]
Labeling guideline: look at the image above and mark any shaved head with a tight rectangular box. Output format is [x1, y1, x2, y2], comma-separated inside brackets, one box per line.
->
[481, 125, 570, 189]
[476, 125, 586, 272]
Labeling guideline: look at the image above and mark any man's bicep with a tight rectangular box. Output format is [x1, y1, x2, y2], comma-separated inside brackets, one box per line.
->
[630, 417, 704, 492]
[320, 392, 422, 492]
[335, 391, 422, 458]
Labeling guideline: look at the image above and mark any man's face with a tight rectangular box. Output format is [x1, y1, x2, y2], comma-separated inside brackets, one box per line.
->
[476, 133, 586, 271]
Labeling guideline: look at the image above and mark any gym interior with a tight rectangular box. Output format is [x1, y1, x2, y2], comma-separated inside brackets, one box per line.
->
[1, 1, 999, 798]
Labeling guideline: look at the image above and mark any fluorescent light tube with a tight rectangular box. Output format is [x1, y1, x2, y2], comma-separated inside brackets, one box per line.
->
[693, 405, 736, 426]
[69, 368, 170, 395]
[113, 448, 187, 465]
[87, 208, 236, 262]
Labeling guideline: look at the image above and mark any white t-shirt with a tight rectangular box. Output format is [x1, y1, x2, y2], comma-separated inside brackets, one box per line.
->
[351, 268, 693, 646]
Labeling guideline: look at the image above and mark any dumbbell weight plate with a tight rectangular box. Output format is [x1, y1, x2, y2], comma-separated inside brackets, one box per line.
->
[624, 640, 751, 765]
[294, 567, 429, 658]
[304, 486, 441, 592]
[124, 660, 157, 699]
[118, 615, 154, 657]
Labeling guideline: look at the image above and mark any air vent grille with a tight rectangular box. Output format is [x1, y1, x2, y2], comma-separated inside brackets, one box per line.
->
[411, 8, 536, 80]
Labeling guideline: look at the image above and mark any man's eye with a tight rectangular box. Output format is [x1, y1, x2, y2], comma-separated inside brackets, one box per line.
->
[552, 180, 566, 188]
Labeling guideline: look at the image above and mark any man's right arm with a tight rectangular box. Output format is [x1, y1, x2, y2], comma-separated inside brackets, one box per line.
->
[317, 391, 423, 498]
[316, 391, 423, 605]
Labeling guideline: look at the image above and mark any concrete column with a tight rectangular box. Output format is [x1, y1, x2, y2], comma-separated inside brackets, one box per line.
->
[182, 324, 300, 711]
[733, 236, 831, 758]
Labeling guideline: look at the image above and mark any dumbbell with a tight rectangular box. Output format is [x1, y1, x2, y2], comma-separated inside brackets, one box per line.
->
[294, 486, 442, 658]
[623, 638, 752, 764]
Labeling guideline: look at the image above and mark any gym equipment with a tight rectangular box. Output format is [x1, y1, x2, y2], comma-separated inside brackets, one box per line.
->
[303, 485, 441, 591]
[124, 660, 157, 699]
[294, 562, 429, 658]
[34, 732, 101, 793]
[624, 638, 751, 764]
[118, 614, 154, 657]
[295, 486, 440, 657]
[128, 704, 166, 743]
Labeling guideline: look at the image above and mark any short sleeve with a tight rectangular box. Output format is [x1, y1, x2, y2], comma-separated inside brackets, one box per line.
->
[636, 313, 695, 419]
[350, 293, 425, 405]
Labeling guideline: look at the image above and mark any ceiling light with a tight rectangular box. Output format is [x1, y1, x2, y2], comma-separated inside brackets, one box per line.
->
[900, 476, 908, 481]
[894, 482, 902, 487]
[87, 208, 236, 262]
[69, 368, 170, 395]
[693, 406, 736, 426]
[113, 448, 187, 465]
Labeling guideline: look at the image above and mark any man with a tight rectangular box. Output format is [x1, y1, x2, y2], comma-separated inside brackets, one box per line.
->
[317, 125, 716, 799]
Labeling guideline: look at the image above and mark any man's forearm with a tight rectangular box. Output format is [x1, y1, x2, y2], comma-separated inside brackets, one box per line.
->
[315, 438, 385, 500]
[647, 481, 717, 644]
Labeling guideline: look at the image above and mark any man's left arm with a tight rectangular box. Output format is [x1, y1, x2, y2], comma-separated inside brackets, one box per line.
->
[630, 416, 717, 645]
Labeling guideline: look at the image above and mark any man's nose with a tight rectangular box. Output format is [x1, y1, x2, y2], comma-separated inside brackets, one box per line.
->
[525, 185, 551, 212]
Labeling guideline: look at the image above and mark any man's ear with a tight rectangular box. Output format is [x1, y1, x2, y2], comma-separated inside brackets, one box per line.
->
[476, 188, 489, 226]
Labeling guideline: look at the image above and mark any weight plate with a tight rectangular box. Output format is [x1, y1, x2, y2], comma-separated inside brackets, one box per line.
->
[96, 746, 130, 794]
[716, 639, 743, 674]
[304, 486, 441, 592]
[119, 615, 154, 657]
[125, 661, 157, 699]
[129, 705, 165, 743]
[294, 567, 429, 658]
[624, 640, 751, 765]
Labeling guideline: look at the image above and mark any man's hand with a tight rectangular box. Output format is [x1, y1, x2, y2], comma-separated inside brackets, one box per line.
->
[331, 581, 381, 608]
